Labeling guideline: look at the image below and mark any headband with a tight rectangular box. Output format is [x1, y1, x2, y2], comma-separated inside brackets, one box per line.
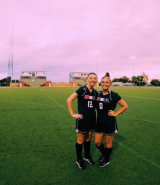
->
[101, 76, 111, 82]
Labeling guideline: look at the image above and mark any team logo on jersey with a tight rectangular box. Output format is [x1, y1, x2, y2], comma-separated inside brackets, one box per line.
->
[84, 95, 95, 100]
[98, 98, 109, 102]
[104, 98, 109, 102]
[84, 95, 89, 99]
[89, 96, 95, 100]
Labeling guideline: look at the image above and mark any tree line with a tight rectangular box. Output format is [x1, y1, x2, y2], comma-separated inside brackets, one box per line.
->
[0, 74, 160, 86]
[0, 77, 11, 86]
[104, 72, 160, 86]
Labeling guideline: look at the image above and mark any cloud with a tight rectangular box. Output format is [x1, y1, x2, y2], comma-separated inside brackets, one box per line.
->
[0, 0, 160, 82]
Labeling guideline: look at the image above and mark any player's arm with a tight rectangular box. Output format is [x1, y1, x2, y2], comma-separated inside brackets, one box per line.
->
[67, 92, 83, 120]
[108, 99, 128, 117]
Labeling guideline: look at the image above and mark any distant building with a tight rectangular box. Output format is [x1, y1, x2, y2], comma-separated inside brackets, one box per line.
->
[111, 82, 124, 86]
[69, 72, 98, 86]
[69, 72, 89, 81]
[10, 77, 20, 87]
[123, 82, 133, 86]
[145, 82, 152, 86]
[21, 71, 46, 81]
[10, 78, 20, 83]
[69, 72, 89, 85]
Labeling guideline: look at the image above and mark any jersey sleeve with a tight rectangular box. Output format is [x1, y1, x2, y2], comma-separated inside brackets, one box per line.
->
[75, 86, 85, 96]
[112, 92, 122, 102]
[115, 93, 121, 101]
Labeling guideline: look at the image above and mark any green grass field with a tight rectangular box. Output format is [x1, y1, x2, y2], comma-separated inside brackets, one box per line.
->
[0, 86, 160, 185]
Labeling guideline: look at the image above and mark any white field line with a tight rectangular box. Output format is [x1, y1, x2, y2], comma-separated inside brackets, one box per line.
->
[40, 89, 71, 92]
[40, 89, 68, 111]
[40, 90, 160, 169]
[40, 89, 160, 100]
[40, 90, 160, 100]
[0, 100, 61, 107]
[123, 116, 160, 124]
[40, 89, 160, 124]
[121, 94, 160, 100]
[115, 141, 160, 170]
[40, 90, 73, 123]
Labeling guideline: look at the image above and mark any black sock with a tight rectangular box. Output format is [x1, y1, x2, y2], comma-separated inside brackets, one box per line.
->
[76, 142, 83, 161]
[96, 143, 105, 156]
[104, 147, 113, 162]
[84, 141, 91, 158]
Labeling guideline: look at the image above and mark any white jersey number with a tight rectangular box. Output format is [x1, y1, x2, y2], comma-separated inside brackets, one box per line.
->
[99, 103, 103, 109]
[88, 101, 93, 108]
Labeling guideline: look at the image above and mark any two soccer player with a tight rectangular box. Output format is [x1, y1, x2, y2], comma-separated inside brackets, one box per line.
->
[67, 74, 128, 169]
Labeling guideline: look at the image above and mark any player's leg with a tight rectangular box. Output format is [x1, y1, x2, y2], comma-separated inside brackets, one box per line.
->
[83, 131, 95, 165]
[84, 132, 92, 159]
[75, 119, 87, 169]
[98, 134, 114, 167]
[94, 133, 105, 161]
[76, 132, 86, 169]
[104, 134, 114, 162]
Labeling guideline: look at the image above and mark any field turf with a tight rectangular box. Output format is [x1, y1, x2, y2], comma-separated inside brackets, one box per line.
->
[0, 86, 160, 185]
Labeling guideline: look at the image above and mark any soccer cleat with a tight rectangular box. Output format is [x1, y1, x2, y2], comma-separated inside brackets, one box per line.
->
[83, 157, 95, 165]
[97, 159, 110, 167]
[98, 155, 104, 161]
[76, 160, 86, 169]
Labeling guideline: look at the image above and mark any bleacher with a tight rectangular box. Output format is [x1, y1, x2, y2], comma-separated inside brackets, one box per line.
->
[69, 72, 89, 86]
[21, 71, 47, 87]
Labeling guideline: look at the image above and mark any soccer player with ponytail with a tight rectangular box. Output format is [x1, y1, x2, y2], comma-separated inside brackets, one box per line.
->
[94, 76, 128, 167]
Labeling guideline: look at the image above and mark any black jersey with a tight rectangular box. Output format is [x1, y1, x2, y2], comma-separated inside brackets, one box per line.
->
[76, 85, 98, 122]
[96, 91, 121, 125]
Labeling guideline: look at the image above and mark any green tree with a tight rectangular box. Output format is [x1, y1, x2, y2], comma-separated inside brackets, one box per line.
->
[0, 78, 7, 83]
[131, 75, 145, 86]
[141, 72, 148, 83]
[119, 76, 130, 83]
[7, 76, 11, 83]
[131, 76, 136, 83]
[0, 77, 11, 86]
[112, 76, 130, 83]
[150, 79, 160, 86]
[0, 78, 7, 86]
[112, 78, 120, 82]
[132, 75, 146, 86]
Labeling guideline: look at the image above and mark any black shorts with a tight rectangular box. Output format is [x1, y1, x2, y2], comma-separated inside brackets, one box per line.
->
[76, 119, 95, 133]
[95, 121, 118, 135]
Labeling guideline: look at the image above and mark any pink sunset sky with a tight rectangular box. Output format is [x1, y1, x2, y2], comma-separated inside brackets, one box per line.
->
[0, 0, 160, 82]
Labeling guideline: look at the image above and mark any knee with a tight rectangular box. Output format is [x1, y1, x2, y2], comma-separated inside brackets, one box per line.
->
[77, 138, 84, 144]
[85, 132, 92, 142]
[106, 143, 112, 148]
[94, 140, 101, 147]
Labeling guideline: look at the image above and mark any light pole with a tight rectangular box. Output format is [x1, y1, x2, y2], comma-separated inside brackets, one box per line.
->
[133, 59, 134, 76]
[95, 50, 100, 79]
[97, 54, 98, 77]
[130, 56, 136, 85]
